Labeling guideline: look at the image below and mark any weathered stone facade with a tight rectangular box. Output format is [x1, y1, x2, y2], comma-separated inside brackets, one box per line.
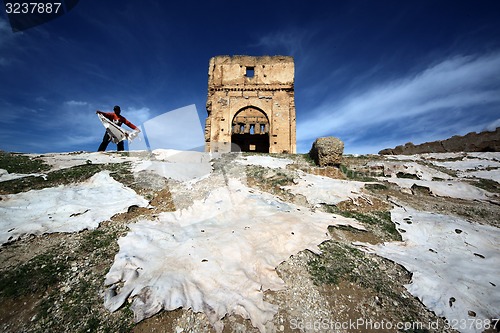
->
[205, 55, 296, 153]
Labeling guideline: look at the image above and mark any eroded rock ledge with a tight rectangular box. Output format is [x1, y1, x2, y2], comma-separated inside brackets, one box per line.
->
[379, 127, 499, 155]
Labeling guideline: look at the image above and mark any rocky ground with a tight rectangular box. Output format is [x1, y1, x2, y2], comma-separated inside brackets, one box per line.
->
[0, 151, 498, 333]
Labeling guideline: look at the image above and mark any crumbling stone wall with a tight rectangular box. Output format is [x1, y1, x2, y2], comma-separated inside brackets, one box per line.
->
[205, 55, 296, 153]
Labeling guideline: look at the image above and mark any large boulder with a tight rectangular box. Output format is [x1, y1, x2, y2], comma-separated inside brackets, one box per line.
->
[309, 137, 344, 166]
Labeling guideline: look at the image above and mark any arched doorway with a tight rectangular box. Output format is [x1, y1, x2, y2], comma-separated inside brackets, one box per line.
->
[231, 107, 270, 153]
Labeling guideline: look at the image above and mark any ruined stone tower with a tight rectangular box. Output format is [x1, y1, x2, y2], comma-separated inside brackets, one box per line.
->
[205, 55, 296, 153]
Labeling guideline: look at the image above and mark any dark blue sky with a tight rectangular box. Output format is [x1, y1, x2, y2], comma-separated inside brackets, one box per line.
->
[1, 0, 499, 153]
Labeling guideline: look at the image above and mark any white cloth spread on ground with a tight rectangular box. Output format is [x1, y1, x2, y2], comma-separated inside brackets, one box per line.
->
[385, 177, 496, 202]
[371, 158, 499, 202]
[29, 151, 141, 172]
[282, 172, 372, 206]
[383, 152, 500, 182]
[235, 155, 294, 169]
[356, 205, 500, 333]
[376, 161, 454, 181]
[104, 179, 365, 332]
[0, 171, 148, 245]
[0, 168, 46, 182]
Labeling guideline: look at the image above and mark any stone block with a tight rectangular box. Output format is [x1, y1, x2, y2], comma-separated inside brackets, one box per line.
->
[309, 137, 344, 166]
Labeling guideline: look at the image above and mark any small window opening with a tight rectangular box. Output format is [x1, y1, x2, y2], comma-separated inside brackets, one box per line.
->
[250, 124, 255, 135]
[260, 124, 265, 133]
[245, 67, 254, 78]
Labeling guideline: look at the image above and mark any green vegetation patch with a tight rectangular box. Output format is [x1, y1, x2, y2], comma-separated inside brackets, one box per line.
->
[472, 178, 500, 194]
[342, 210, 400, 240]
[0, 162, 133, 194]
[246, 165, 295, 187]
[79, 229, 119, 254]
[0, 251, 70, 298]
[339, 164, 378, 182]
[365, 183, 388, 191]
[324, 205, 401, 242]
[299, 153, 316, 166]
[31, 227, 133, 332]
[36, 264, 134, 333]
[0, 151, 51, 174]
[307, 241, 418, 313]
[340, 210, 390, 225]
[419, 161, 458, 178]
[343, 154, 384, 161]
[307, 241, 393, 295]
[308, 241, 363, 285]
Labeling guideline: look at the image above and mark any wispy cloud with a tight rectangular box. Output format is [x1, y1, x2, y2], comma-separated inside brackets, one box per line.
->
[65, 100, 88, 106]
[0, 19, 13, 45]
[486, 118, 500, 132]
[298, 52, 500, 153]
[252, 29, 315, 56]
[0, 57, 10, 67]
[0, 18, 21, 66]
[124, 106, 151, 125]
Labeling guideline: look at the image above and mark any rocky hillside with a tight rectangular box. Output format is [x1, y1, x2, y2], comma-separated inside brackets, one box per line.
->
[379, 127, 499, 155]
[0, 150, 499, 333]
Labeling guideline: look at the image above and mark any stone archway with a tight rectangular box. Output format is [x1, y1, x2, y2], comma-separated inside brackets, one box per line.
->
[205, 56, 296, 153]
[231, 106, 270, 152]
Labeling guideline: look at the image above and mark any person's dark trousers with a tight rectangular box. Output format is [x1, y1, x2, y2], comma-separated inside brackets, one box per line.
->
[98, 132, 124, 151]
